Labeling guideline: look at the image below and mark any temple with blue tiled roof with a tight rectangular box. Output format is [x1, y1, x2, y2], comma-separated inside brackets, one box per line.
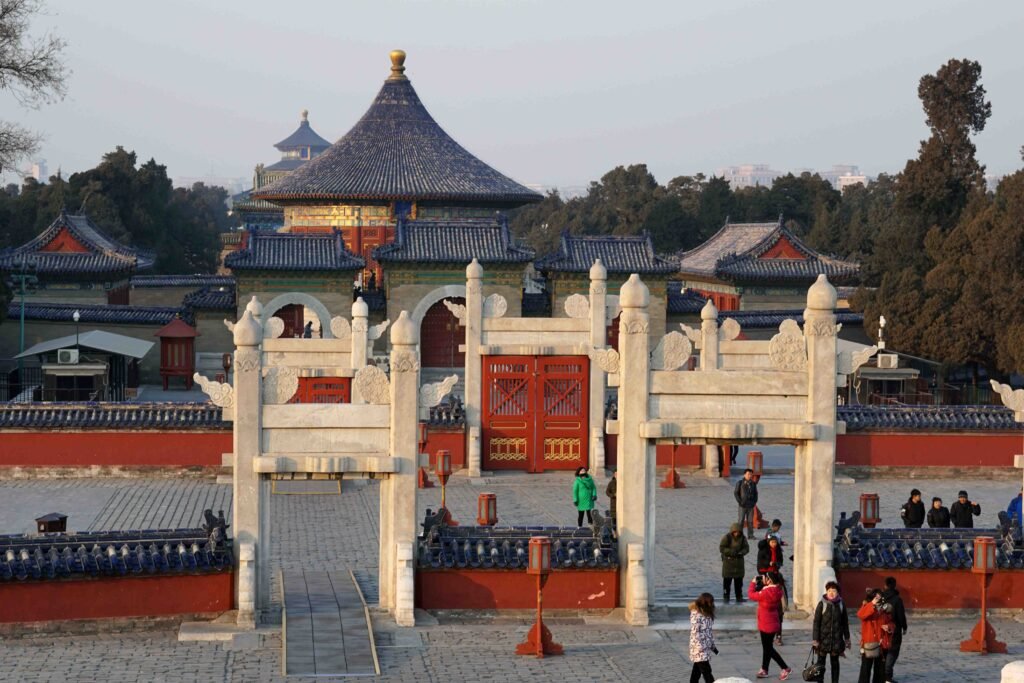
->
[232, 110, 332, 231]
[0, 210, 154, 306]
[675, 216, 860, 311]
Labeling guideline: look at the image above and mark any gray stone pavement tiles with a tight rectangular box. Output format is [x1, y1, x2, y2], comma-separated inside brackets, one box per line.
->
[0, 470, 1021, 681]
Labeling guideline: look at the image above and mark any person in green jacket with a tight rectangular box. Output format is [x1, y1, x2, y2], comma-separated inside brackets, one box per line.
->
[720, 522, 750, 603]
[573, 466, 598, 526]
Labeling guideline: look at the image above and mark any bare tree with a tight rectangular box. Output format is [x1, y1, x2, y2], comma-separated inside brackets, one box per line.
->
[0, 0, 67, 174]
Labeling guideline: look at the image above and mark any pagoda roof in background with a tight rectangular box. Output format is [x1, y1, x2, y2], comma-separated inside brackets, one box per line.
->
[224, 231, 364, 272]
[373, 216, 534, 265]
[254, 51, 543, 207]
[0, 211, 155, 276]
[274, 110, 332, 152]
[676, 217, 859, 285]
[535, 232, 676, 275]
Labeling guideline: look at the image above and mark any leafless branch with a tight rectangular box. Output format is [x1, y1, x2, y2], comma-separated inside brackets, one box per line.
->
[0, 0, 68, 108]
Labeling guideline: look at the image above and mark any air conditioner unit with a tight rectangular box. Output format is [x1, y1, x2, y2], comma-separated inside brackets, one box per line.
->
[877, 353, 898, 369]
[57, 349, 79, 365]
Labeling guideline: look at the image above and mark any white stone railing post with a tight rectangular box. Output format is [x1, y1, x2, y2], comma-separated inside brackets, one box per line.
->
[700, 300, 721, 475]
[794, 275, 839, 610]
[236, 543, 256, 629]
[617, 274, 653, 626]
[231, 307, 264, 626]
[351, 297, 369, 369]
[464, 259, 484, 477]
[381, 311, 419, 624]
[395, 542, 416, 626]
[589, 258, 608, 471]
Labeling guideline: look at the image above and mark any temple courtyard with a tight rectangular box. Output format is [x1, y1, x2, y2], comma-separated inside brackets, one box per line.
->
[0, 463, 1020, 682]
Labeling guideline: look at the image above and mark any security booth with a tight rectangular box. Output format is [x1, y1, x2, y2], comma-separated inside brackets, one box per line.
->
[156, 316, 198, 390]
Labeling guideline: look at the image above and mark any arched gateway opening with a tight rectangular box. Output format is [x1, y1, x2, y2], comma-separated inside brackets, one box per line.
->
[421, 298, 465, 368]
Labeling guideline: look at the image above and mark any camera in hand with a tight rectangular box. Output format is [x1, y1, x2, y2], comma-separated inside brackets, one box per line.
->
[755, 575, 764, 590]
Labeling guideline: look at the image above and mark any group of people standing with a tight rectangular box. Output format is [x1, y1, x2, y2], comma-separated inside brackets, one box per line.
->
[901, 488, 981, 528]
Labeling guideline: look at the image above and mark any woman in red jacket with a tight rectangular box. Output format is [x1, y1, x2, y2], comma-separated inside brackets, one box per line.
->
[856, 588, 894, 683]
[748, 571, 792, 680]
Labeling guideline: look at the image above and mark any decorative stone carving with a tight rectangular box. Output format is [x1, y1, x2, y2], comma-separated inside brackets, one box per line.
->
[330, 316, 351, 340]
[769, 319, 807, 371]
[194, 373, 234, 409]
[606, 295, 621, 322]
[391, 350, 420, 374]
[679, 324, 701, 345]
[564, 293, 590, 319]
[443, 299, 467, 324]
[591, 347, 620, 374]
[352, 318, 368, 334]
[369, 319, 390, 340]
[263, 317, 285, 340]
[355, 365, 390, 404]
[622, 319, 649, 335]
[262, 367, 298, 404]
[234, 348, 260, 373]
[420, 374, 458, 407]
[991, 381, 1024, 421]
[805, 319, 838, 337]
[223, 319, 235, 333]
[591, 282, 607, 295]
[837, 345, 878, 376]
[651, 331, 693, 371]
[719, 318, 741, 342]
[483, 293, 508, 318]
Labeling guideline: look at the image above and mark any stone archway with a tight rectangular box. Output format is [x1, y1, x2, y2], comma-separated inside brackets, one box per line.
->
[411, 284, 467, 327]
[263, 292, 336, 339]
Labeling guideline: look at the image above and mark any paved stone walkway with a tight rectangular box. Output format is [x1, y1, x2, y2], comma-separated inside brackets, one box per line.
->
[0, 470, 1021, 681]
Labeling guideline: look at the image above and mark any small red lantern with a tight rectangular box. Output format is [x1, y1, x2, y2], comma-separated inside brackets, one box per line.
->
[517, 537, 562, 658]
[961, 536, 1006, 654]
[476, 493, 498, 526]
[434, 450, 458, 526]
[860, 493, 881, 528]
[747, 450, 763, 483]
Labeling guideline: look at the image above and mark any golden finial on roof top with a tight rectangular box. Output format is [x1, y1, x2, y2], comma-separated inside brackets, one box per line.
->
[301, 109, 308, 122]
[389, 49, 407, 80]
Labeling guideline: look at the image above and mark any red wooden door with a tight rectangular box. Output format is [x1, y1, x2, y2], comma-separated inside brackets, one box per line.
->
[275, 304, 305, 338]
[421, 298, 465, 368]
[481, 356, 589, 473]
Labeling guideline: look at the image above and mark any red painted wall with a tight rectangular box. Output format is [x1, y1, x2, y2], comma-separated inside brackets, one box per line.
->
[837, 432, 1020, 468]
[0, 431, 231, 468]
[422, 427, 466, 470]
[836, 569, 1024, 610]
[0, 572, 233, 623]
[604, 435, 702, 470]
[415, 569, 620, 609]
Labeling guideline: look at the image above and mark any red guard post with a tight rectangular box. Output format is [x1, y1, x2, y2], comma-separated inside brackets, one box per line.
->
[516, 537, 563, 658]
[434, 449, 458, 526]
[960, 537, 1007, 654]
[860, 493, 880, 528]
[748, 450, 769, 529]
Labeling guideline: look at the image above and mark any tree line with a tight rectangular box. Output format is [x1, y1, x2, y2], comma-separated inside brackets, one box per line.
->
[509, 59, 1024, 379]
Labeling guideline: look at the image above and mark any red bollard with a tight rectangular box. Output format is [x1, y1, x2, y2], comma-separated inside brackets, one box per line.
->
[660, 445, 686, 489]
[516, 537, 563, 658]
[960, 537, 1007, 654]
[859, 493, 880, 528]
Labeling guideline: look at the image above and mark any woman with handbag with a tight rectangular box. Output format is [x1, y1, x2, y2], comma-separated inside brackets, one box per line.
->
[809, 580, 850, 683]
[856, 589, 891, 683]
[572, 466, 597, 526]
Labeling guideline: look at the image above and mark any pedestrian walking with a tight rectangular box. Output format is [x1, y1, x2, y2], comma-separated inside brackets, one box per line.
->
[881, 576, 908, 683]
[719, 523, 749, 603]
[950, 490, 981, 528]
[856, 588, 893, 683]
[572, 466, 597, 527]
[811, 580, 850, 683]
[926, 497, 950, 528]
[1008, 488, 1023, 529]
[899, 489, 925, 528]
[605, 470, 617, 521]
[735, 468, 759, 539]
[749, 571, 792, 680]
[302, 321, 313, 338]
[688, 593, 719, 683]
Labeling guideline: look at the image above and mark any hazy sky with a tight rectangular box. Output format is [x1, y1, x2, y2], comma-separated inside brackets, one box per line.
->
[6, 0, 1024, 188]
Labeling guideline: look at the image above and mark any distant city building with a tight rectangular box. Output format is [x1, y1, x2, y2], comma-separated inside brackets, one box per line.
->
[30, 159, 48, 183]
[715, 164, 783, 189]
[818, 165, 870, 191]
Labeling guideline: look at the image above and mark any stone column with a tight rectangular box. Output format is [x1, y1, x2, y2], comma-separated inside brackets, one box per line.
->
[795, 275, 839, 610]
[231, 308, 264, 626]
[700, 300, 720, 477]
[616, 274, 654, 626]
[464, 259, 484, 477]
[384, 311, 419, 625]
[589, 258, 608, 471]
[351, 297, 369, 370]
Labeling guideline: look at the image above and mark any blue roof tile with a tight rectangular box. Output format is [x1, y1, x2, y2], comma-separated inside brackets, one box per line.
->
[373, 217, 534, 264]
[0, 402, 228, 430]
[838, 405, 1021, 432]
[833, 526, 1022, 570]
[225, 231, 364, 272]
[535, 232, 676, 275]
[254, 54, 542, 206]
[274, 112, 331, 152]
[130, 274, 235, 289]
[183, 286, 236, 311]
[7, 301, 192, 326]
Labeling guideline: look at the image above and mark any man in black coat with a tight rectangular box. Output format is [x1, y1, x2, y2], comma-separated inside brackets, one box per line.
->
[734, 469, 758, 539]
[950, 490, 981, 528]
[882, 576, 908, 683]
[900, 489, 925, 528]
[927, 497, 950, 528]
